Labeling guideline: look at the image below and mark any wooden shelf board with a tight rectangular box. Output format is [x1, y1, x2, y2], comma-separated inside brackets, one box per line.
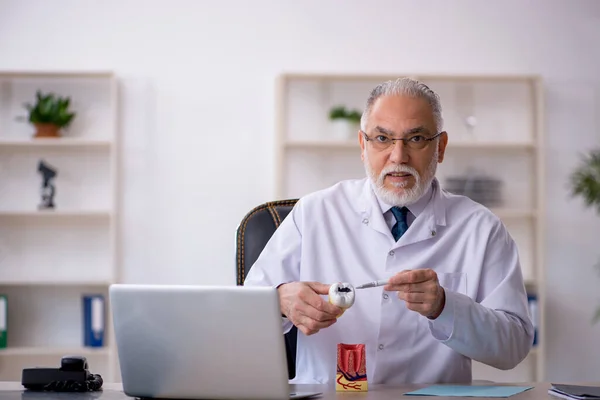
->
[285, 140, 358, 149]
[280, 73, 540, 82]
[284, 140, 535, 150]
[0, 346, 109, 356]
[447, 142, 536, 150]
[0, 210, 112, 218]
[0, 279, 113, 287]
[490, 209, 537, 219]
[0, 71, 114, 79]
[524, 280, 538, 289]
[0, 138, 112, 148]
[529, 347, 539, 356]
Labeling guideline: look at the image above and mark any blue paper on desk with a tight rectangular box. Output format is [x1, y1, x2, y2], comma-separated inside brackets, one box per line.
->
[404, 385, 534, 397]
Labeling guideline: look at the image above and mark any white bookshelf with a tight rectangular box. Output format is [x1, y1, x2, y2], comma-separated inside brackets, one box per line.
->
[0, 71, 120, 382]
[275, 73, 545, 382]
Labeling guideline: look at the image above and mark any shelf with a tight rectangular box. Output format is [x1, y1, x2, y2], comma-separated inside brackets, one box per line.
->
[489, 209, 537, 219]
[524, 279, 539, 290]
[0, 279, 113, 287]
[0, 346, 109, 356]
[284, 140, 535, 151]
[278, 72, 545, 383]
[0, 71, 114, 78]
[285, 140, 358, 149]
[0, 210, 112, 218]
[0, 138, 112, 148]
[446, 142, 535, 151]
[529, 347, 539, 356]
[280, 72, 539, 82]
[0, 69, 119, 383]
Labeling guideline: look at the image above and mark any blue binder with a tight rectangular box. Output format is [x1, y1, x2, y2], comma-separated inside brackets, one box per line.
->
[0, 294, 6, 348]
[527, 294, 538, 346]
[83, 295, 105, 347]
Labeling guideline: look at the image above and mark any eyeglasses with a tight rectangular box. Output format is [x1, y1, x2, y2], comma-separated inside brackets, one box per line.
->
[361, 130, 443, 151]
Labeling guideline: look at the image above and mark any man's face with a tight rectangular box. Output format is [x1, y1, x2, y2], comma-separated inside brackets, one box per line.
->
[360, 95, 448, 206]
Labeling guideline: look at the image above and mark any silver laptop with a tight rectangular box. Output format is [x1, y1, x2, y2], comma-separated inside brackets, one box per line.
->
[109, 284, 322, 400]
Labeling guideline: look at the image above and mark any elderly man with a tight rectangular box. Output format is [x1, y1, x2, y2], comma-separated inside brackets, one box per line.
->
[244, 78, 534, 384]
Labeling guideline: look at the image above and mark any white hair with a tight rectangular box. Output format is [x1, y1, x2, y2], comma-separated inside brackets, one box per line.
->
[360, 77, 444, 133]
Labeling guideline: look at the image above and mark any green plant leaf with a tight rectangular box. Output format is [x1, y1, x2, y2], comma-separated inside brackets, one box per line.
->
[20, 91, 76, 128]
[571, 151, 600, 324]
[569, 149, 600, 216]
[329, 105, 347, 120]
[346, 110, 362, 124]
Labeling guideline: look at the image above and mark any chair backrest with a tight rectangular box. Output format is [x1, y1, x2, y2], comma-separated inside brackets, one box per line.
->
[235, 199, 299, 379]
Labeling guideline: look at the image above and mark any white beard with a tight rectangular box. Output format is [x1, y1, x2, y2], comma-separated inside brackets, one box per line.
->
[364, 146, 439, 207]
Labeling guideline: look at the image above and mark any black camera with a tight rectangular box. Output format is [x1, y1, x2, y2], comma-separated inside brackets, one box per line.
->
[21, 355, 103, 392]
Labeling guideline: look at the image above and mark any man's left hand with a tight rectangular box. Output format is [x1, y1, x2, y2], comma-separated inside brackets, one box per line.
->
[383, 269, 445, 319]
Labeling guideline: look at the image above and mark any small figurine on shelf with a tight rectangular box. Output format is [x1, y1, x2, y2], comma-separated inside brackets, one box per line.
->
[464, 115, 477, 139]
[18, 90, 76, 138]
[37, 160, 57, 210]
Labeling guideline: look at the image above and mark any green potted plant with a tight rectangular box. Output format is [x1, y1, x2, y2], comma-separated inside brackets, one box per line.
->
[569, 148, 600, 323]
[21, 90, 76, 138]
[329, 105, 362, 140]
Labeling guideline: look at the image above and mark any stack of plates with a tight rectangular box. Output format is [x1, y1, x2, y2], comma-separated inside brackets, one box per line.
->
[444, 176, 503, 207]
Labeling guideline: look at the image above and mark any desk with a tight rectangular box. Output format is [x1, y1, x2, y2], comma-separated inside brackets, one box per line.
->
[0, 382, 555, 400]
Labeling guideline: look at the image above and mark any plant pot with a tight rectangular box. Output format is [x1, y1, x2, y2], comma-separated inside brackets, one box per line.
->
[330, 119, 359, 141]
[34, 123, 61, 138]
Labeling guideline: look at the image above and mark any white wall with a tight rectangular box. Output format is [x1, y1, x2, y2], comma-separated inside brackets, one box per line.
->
[1, 0, 599, 382]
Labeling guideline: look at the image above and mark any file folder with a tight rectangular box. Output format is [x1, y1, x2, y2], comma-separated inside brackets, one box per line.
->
[0, 295, 6, 348]
[527, 294, 538, 346]
[83, 294, 104, 347]
[549, 384, 600, 400]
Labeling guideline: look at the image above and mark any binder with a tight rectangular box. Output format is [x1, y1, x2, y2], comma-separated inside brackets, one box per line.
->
[549, 384, 600, 400]
[0, 295, 6, 348]
[83, 294, 104, 347]
[527, 294, 538, 346]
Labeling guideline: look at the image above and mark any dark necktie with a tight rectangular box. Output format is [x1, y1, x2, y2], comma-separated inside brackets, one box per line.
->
[390, 206, 409, 241]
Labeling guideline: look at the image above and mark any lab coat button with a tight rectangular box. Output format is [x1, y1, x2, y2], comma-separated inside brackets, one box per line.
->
[378, 344, 384, 350]
[383, 293, 389, 300]
[388, 250, 394, 256]
[431, 230, 436, 236]
[362, 218, 369, 224]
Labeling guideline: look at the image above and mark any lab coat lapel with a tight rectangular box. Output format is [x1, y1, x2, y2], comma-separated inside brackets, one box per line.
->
[393, 179, 448, 249]
[393, 213, 438, 249]
[356, 180, 396, 240]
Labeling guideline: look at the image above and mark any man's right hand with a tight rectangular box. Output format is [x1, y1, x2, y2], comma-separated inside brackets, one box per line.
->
[278, 282, 342, 336]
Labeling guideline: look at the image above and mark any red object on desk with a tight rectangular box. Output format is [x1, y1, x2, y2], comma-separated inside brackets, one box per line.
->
[336, 343, 368, 392]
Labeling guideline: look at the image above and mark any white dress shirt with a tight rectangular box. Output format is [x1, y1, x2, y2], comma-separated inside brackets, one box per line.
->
[244, 177, 534, 385]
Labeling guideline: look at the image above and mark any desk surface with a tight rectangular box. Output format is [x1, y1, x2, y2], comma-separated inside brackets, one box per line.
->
[0, 381, 563, 400]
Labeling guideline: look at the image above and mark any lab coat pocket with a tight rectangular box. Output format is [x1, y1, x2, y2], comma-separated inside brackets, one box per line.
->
[437, 272, 467, 295]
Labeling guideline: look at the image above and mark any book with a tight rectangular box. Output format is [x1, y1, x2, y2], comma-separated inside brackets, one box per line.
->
[549, 384, 600, 400]
[405, 385, 533, 397]
[527, 294, 539, 346]
[0, 295, 6, 348]
[83, 294, 105, 347]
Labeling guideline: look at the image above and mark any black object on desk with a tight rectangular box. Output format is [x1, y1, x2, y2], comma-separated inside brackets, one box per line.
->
[21, 355, 103, 392]
[549, 384, 600, 400]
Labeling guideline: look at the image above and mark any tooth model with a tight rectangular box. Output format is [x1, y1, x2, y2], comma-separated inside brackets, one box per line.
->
[336, 343, 368, 391]
[328, 282, 355, 316]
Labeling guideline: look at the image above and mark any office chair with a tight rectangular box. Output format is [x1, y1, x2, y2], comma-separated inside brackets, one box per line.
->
[235, 199, 299, 379]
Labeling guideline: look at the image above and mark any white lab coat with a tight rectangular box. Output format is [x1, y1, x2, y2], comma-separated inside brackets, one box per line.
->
[244, 177, 534, 385]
